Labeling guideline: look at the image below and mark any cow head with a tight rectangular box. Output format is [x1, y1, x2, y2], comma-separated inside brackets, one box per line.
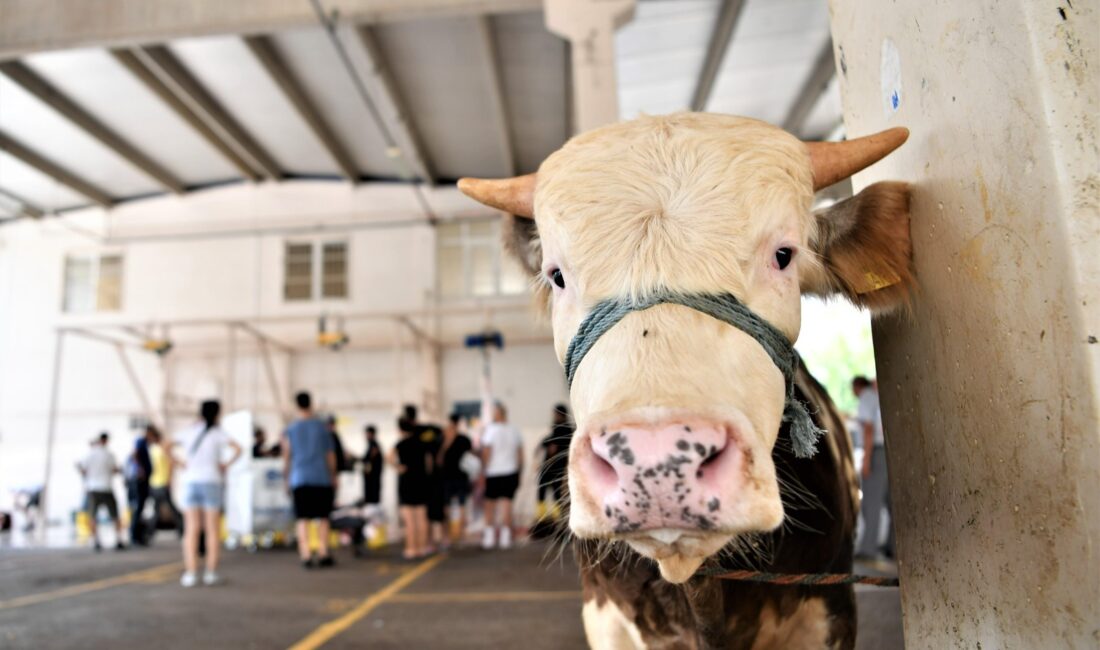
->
[459, 114, 912, 583]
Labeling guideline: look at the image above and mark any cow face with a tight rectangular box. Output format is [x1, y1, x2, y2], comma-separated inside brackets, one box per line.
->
[460, 113, 912, 583]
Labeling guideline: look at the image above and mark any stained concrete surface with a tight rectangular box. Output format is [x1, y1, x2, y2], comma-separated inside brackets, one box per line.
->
[0, 540, 902, 649]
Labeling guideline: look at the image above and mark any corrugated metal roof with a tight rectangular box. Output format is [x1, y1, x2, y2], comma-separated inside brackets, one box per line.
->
[0, 0, 843, 219]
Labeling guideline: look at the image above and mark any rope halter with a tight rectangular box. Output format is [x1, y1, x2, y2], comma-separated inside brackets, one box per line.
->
[562, 291, 823, 458]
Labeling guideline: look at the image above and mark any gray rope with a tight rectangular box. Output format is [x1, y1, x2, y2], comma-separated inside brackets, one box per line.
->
[563, 292, 823, 458]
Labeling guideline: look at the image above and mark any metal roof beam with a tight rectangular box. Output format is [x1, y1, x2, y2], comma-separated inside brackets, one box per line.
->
[138, 45, 283, 180]
[474, 16, 516, 176]
[782, 38, 837, 137]
[0, 186, 45, 218]
[110, 48, 262, 182]
[689, 0, 747, 112]
[0, 0, 544, 59]
[0, 130, 113, 207]
[0, 60, 185, 194]
[342, 24, 437, 185]
[244, 35, 359, 183]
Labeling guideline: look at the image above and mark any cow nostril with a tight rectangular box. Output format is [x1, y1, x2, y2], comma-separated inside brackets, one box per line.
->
[700, 444, 724, 467]
[696, 442, 727, 480]
[586, 438, 619, 486]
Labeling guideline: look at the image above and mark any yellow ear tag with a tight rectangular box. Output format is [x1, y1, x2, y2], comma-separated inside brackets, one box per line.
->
[857, 269, 901, 294]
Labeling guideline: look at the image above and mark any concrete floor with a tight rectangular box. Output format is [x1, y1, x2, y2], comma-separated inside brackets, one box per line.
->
[0, 539, 902, 649]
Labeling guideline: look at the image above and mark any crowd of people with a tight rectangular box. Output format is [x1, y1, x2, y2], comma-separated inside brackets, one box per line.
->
[74, 388, 575, 586]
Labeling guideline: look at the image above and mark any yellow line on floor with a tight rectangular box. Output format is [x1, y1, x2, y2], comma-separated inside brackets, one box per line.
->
[0, 562, 181, 612]
[288, 553, 447, 650]
[389, 590, 582, 604]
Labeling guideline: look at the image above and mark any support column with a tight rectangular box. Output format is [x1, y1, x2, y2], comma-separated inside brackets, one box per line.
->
[41, 329, 65, 525]
[544, 0, 636, 133]
[828, 1, 1098, 647]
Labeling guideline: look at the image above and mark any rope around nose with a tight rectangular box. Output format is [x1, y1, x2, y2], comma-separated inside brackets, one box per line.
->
[563, 292, 824, 458]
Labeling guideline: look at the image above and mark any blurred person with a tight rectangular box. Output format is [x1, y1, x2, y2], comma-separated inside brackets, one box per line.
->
[78, 432, 125, 551]
[147, 426, 182, 540]
[403, 405, 446, 549]
[437, 413, 473, 547]
[12, 484, 42, 533]
[125, 430, 153, 546]
[175, 400, 241, 587]
[390, 416, 431, 559]
[852, 376, 895, 560]
[480, 386, 523, 550]
[537, 404, 573, 520]
[361, 425, 383, 506]
[284, 392, 337, 569]
[252, 427, 280, 458]
[326, 415, 350, 475]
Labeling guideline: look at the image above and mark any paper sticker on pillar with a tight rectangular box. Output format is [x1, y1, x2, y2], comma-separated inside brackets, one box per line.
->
[880, 38, 902, 118]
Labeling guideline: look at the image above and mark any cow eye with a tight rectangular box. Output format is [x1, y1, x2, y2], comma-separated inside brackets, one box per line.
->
[774, 247, 794, 270]
[550, 268, 566, 289]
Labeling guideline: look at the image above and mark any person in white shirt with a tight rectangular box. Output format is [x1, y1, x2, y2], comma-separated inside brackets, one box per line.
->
[77, 432, 124, 552]
[852, 376, 894, 560]
[172, 400, 242, 587]
[479, 380, 523, 550]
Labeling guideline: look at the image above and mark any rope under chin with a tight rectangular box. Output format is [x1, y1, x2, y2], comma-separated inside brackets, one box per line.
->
[563, 291, 823, 458]
[698, 567, 900, 587]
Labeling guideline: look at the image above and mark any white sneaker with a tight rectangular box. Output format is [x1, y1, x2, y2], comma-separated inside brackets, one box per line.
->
[180, 572, 197, 588]
[481, 527, 496, 550]
[202, 571, 220, 586]
[499, 527, 512, 549]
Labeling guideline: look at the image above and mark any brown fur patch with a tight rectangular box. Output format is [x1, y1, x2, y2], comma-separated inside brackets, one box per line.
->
[803, 181, 914, 313]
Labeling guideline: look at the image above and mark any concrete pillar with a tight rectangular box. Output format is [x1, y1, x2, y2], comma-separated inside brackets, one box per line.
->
[544, 0, 636, 133]
[828, 1, 1098, 647]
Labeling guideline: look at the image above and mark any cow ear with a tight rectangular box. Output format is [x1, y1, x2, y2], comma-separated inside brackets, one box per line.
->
[502, 213, 542, 276]
[800, 181, 914, 313]
[501, 214, 552, 311]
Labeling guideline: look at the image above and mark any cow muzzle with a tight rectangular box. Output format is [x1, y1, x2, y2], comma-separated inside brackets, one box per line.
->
[582, 420, 739, 534]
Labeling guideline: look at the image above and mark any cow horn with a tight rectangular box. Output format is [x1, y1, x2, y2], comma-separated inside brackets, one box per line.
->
[807, 127, 909, 191]
[457, 174, 537, 218]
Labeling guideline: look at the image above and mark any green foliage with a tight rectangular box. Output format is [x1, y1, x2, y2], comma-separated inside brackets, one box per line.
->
[795, 302, 878, 415]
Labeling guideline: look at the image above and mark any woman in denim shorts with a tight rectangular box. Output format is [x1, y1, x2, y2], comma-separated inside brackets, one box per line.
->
[173, 400, 242, 587]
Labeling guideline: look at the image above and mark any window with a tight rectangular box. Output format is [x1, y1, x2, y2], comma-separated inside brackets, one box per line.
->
[284, 240, 348, 301]
[437, 220, 527, 299]
[63, 253, 122, 313]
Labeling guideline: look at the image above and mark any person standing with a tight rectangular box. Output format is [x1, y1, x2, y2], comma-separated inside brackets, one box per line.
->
[175, 400, 242, 587]
[361, 425, 383, 507]
[126, 432, 153, 546]
[437, 414, 473, 547]
[147, 426, 182, 540]
[537, 404, 573, 520]
[390, 416, 431, 559]
[77, 432, 125, 551]
[480, 383, 523, 550]
[403, 405, 445, 550]
[283, 392, 337, 569]
[853, 376, 895, 560]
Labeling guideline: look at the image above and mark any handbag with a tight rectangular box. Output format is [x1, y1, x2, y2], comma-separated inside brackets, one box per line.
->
[458, 451, 482, 479]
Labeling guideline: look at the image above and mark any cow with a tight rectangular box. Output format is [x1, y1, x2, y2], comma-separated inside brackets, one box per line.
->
[459, 113, 912, 649]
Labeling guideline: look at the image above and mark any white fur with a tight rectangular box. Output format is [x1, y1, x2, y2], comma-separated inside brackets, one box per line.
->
[582, 598, 646, 650]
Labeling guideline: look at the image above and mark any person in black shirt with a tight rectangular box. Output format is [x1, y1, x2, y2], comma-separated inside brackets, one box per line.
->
[360, 425, 382, 506]
[389, 417, 431, 559]
[437, 414, 473, 547]
[403, 404, 447, 550]
[537, 404, 574, 520]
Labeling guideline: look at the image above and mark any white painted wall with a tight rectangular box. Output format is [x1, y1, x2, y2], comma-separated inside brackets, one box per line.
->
[0, 180, 564, 528]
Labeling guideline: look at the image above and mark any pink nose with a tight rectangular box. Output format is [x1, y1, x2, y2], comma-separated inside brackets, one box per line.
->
[584, 423, 739, 533]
